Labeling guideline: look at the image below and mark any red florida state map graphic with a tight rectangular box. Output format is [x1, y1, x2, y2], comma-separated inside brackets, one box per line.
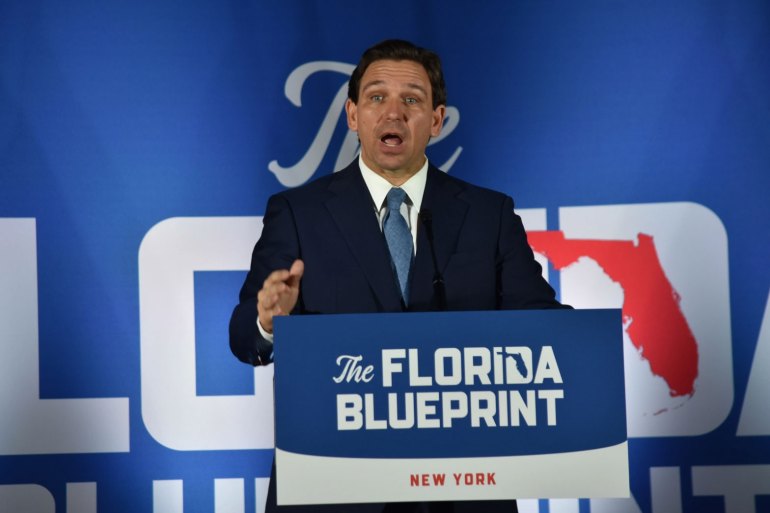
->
[527, 230, 699, 398]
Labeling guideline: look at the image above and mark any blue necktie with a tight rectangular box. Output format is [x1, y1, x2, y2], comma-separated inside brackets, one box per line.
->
[384, 187, 413, 304]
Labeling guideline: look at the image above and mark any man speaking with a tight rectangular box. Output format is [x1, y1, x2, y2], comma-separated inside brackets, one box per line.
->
[230, 39, 567, 513]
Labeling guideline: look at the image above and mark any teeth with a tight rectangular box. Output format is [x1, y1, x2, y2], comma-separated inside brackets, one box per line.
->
[382, 134, 403, 146]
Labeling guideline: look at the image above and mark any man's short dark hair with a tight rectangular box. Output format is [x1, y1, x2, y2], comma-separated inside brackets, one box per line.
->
[348, 39, 447, 109]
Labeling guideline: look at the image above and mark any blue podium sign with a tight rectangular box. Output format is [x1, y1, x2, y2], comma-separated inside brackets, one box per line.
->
[274, 309, 629, 505]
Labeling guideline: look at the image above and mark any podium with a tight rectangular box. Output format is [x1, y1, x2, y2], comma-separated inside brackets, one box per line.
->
[273, 309, 629, 505]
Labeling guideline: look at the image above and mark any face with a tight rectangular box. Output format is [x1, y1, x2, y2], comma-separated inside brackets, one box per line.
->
[346, 59, 446, 184]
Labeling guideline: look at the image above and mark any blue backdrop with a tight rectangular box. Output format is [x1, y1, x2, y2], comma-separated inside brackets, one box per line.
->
[1, 1, 769, 513]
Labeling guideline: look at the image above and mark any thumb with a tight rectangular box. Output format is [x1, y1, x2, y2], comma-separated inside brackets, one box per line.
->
[287, 259, 304, 287]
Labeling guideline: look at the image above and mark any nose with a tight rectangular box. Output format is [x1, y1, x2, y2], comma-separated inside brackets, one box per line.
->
[384, 97, 406, 121]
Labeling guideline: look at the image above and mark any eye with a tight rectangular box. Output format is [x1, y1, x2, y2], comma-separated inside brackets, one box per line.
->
[404, 97, 418, 105]
[371, 95, 383, 102]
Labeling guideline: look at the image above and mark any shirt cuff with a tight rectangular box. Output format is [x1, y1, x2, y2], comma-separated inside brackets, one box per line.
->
[257, 317, 275, 345]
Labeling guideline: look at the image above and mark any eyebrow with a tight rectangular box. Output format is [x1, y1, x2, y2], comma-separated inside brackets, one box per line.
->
[361, 80, 428, 97]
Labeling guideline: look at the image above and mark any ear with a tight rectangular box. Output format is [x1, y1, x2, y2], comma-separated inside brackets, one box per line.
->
[431, 105, 446, 137]
[345, 99, 358, 131]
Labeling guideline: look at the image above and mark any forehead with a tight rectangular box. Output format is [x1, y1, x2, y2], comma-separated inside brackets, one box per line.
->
[360, 59, 431, 91]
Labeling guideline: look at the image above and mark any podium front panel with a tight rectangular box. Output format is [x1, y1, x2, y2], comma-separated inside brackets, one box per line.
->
[273, 309, 628, 505]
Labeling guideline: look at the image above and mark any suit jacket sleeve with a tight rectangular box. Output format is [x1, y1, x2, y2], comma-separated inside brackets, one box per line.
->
[229, 193, 300, 366]
[497, 195, 569, 310]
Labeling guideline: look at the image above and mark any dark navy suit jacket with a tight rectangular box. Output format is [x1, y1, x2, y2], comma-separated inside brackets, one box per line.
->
[230, 160, 564, 366]
[229, 160, 566, 512]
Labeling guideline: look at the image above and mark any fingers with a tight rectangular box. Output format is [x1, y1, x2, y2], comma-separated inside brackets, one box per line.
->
[257, 281, 288, 311]
[257, 284, 283, 332]
[262, 259, 304, 289]
[258, 276, 292, 316]
[257, 260, 305, 333]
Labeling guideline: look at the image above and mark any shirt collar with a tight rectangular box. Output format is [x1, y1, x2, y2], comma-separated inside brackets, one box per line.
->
[358, 155, 428, 212]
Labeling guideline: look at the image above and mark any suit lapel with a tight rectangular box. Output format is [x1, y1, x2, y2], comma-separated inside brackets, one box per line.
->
[410, 166, 469, 309]
[324, 163, 404, 311]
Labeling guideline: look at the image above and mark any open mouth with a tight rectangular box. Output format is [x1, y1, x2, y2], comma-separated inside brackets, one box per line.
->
[380, 133, 404, 147]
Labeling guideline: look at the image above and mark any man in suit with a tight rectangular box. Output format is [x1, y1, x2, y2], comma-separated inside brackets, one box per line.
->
[230, 39, 566, 513]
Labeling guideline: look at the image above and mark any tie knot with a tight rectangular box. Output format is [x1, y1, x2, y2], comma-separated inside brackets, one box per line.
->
[386, 187, 407, 211]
